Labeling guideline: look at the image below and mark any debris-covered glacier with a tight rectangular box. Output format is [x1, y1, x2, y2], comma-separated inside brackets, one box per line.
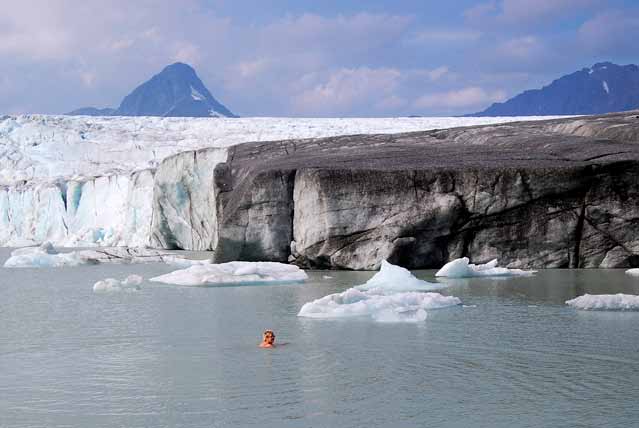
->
[0, 114, 562, 248]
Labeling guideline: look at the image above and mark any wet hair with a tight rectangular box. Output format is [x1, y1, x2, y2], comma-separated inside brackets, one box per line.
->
[263, 330, 275, 337]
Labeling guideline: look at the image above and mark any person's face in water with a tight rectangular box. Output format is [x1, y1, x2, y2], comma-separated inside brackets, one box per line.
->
[263, 331, 275, 345]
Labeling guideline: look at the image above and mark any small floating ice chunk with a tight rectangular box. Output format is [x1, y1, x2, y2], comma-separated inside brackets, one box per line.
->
[435, 257, 535, 278]
[358, 260, 444, 291]
[298, 288, 460, 322]
[93, 274, 143, 293]
[625, 268, 639, 277]
[566, 294, 639, 311]
[323, 275, 333, 279]
[149, 261, 308, 286]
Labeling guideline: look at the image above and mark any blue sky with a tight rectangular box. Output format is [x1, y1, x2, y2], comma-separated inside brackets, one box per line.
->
[0, 0, 637, 116]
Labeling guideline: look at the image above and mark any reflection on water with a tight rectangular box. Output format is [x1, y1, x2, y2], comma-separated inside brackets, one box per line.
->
[1, 248, 638, 428]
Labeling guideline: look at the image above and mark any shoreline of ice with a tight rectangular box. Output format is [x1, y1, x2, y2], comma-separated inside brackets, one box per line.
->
[2, 243, 197, 268]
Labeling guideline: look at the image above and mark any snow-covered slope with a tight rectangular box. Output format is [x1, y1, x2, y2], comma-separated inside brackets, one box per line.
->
[0, 114, 565, 247]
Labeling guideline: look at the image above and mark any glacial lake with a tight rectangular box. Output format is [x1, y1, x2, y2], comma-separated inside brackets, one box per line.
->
[1, 248, 639, 428]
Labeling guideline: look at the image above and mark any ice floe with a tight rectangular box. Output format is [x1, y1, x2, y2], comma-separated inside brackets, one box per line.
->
[3, 242, 193, 268]
[298, 260, 460, 323]
[435, 257, 536, 278]
[566, 294, 639, 311]
[149, 261, 308, 286]
[625, 268, 639, 277]
[93, 275, 143, 293]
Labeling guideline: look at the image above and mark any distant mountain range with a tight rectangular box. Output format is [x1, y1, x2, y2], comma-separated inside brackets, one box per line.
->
[68, 62, 237, 118]
[472, 62, 639, 116]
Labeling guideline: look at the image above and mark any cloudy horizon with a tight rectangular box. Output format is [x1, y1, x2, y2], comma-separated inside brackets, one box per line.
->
[0, 0, 637, 117]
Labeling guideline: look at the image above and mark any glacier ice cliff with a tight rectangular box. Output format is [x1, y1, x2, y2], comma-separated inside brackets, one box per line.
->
[3, 112, 639, 270]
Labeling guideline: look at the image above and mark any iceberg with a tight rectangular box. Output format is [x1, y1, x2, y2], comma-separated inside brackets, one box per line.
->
[298, 260, 461, 323]
[435, 257, 536, 278]
[3, 243, 192, 268]
[93, 274, 143, 293]
[566, 294, 639, 311]
[149, 261, 308, 286]
[625, 268, 639, 277]
[357, 260, 444, 291]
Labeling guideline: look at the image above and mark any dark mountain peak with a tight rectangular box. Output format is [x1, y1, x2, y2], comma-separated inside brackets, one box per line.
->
[471, 61, 639, 116]
[67, 63, 237, 118]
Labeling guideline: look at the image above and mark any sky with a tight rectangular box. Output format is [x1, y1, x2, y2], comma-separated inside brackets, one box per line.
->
[0, 0, 637, 117]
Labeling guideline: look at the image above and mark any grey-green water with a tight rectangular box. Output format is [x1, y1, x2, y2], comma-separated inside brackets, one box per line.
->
[1, 249, 639, 427]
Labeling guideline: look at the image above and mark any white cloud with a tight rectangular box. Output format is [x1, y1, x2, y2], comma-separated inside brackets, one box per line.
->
[497, 36, 545, 61]
[413, 87, 506, 110]
[466, 0, 599, 26]
[292, 67, 402, 115]
[578, 9, 639, 54]
[409, 29, 482, 44]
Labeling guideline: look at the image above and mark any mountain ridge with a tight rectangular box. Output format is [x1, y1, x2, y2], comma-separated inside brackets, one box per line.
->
[471, 62, 639, 116]
[68, 62, 236, 118]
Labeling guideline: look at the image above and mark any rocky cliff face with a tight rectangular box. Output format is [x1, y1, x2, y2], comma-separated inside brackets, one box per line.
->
[190, 111, 639, 269]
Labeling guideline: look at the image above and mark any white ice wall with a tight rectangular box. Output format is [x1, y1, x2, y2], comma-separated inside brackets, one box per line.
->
[0, 171, 156, 247]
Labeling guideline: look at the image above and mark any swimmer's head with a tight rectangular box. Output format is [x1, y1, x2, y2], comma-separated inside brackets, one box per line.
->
[263, 330, 275, 345]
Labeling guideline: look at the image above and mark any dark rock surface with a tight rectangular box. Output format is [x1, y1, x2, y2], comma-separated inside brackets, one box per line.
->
[153, 111, 639, 270]
[473, 62, 639, 116]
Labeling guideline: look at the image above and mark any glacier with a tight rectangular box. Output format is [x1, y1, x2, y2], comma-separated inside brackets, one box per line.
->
[0, 114, 563, 248]
[298, 261, 461, 322]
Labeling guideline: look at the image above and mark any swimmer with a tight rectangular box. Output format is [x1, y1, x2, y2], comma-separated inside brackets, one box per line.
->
[259, 330, 276, 348]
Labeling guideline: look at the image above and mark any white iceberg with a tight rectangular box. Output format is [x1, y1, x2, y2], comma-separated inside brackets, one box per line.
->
[298, 260, 461, 323]
[566, 294, 639, 311]
[625, 268, 639, 277]
[435, 257, 536, 278]
[93, 274, 143, 293]
[298, 288, 461, 323]
[357, 260, 444, 292]
[3, 243, 196, 268]
[149, 261, 308, 286]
